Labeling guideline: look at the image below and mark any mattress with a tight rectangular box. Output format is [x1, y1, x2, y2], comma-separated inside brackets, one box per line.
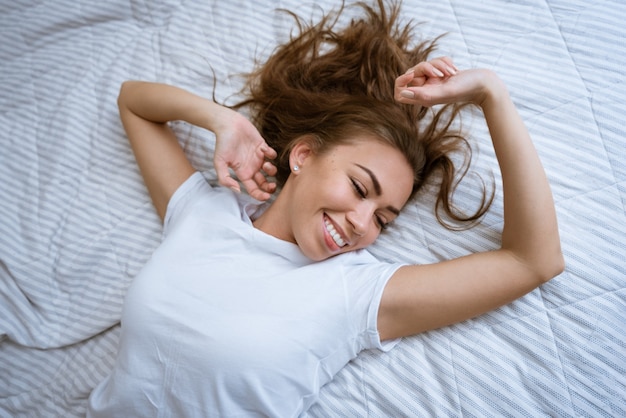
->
[1, 0, 624, 416]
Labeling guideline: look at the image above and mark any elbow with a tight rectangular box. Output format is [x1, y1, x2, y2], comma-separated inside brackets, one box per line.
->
[117, 81, 130, 108]
[551, 251, 566, 280]
[504, 230, 565, 284]
[506, 245, 565, 285]
[117, 80, 137, 110]
[536, 249, 565, 284]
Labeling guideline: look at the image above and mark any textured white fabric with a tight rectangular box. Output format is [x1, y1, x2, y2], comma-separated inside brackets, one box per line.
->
[87, 173, 401, 417]
[1, 1, 625, 417]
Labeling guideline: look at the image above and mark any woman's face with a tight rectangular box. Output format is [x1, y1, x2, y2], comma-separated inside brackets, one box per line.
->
[281, 136, 414, 261]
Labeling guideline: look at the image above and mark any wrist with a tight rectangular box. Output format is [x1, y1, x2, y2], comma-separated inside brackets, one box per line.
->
[476, 70, 509, 109]
[204, 101, 235, 134]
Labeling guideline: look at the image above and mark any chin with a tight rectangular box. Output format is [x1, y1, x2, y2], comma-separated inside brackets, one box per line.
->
[305, 251, 331, 262]
[299, 245, 338, 262]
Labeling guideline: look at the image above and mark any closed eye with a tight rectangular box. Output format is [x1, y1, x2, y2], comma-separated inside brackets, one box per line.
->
[376, 215, 388, 230]
[350, 178, 366, 198]
[352, 178, 388, 230]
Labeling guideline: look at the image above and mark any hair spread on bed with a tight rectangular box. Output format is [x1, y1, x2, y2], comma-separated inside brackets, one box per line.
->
[233, 0, 493, 229]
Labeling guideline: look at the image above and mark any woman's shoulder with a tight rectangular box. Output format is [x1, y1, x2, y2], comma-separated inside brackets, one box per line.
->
[314, 250, 405, 286]
[163, 172, 249, 234]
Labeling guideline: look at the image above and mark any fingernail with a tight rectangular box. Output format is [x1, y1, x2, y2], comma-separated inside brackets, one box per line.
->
[405, 68, 414, 75]
[433, 68, 445, 77]
[400, 90, 415, 99]
[446, 66, 457, 75]
[230, 186, 241, 193]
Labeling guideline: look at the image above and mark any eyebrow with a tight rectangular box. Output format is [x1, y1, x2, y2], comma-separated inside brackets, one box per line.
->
[355, 164, 401, 216]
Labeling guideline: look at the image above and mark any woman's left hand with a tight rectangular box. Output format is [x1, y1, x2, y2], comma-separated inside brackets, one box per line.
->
[395, 57, 490, 107]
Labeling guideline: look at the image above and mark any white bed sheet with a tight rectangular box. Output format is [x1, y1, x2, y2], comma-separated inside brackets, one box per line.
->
[1, 0, 624, 416]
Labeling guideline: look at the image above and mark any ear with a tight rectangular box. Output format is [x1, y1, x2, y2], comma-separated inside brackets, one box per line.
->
[289, 136, 316, 172]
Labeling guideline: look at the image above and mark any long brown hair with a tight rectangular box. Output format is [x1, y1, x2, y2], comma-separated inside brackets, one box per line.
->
[233, 0, 492, 228]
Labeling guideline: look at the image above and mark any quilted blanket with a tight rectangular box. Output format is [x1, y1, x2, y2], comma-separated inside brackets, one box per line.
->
[1, 0, 624, 416]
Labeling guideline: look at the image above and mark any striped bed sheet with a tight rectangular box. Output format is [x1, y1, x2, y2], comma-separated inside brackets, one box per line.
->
[1, 0, 624, 416]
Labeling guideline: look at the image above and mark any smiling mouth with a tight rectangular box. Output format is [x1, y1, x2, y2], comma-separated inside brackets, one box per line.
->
[324, 217, 347, 248]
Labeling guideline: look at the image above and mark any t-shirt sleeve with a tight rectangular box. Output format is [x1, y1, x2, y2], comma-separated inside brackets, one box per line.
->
[345, 252, 406, 352]
[163, 172, 212, 237]
[365, 262, 404, 352]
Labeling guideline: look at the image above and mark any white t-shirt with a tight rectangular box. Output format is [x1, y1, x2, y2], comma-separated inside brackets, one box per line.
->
[87, 172, 403, 418]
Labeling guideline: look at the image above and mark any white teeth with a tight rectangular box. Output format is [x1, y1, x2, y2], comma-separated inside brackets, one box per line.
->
[325, 219, 346, 247]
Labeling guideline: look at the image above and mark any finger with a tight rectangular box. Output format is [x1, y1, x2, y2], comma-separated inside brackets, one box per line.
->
[215, 160, 241, 192]
[398, 89, 416, 101]
[440, 56, 459, 72]
[396, 86, 418, 103]
[264, 182, 277, 193]
[261, 144, 277, 160]
[262, 161, 278, 177]
[253, 171, 277, 193]
[430, 56, 457, 76]
[395, 71, 415, 88]
[241, 178, 271, 201]
[419, 61, 446, 78]
[219, 175, 241, 193]
[395, 70, 422, 102]
[397, 86, 440, 107]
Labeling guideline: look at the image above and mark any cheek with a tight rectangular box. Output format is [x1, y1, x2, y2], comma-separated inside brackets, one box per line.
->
[358, 229, 381, 250]
[315, 172, 352, 203]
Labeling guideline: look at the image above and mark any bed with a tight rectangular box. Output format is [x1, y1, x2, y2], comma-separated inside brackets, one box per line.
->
[1, 0, 624, 416]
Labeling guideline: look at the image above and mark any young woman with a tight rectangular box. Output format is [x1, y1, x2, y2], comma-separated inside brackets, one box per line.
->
[87, 1, 563, 416]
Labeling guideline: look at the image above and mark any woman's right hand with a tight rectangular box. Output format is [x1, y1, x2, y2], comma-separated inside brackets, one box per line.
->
[212, 108, 278, 201]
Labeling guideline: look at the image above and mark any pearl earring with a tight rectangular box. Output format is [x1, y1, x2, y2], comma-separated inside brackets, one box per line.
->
[293, 165, 299, 172]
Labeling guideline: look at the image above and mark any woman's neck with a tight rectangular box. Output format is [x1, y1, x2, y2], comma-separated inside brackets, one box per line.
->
[252, 188, 295, 244]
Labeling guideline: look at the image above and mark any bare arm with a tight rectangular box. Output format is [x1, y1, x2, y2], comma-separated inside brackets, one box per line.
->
[117, 81, 276, 221]
[378, 63, 564, 340]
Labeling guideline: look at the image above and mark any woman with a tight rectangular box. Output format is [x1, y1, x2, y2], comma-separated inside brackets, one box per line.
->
[88, 1, 563, 416]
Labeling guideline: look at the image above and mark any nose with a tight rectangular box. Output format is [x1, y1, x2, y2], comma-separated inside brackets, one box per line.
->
[346, 203, 374, 237]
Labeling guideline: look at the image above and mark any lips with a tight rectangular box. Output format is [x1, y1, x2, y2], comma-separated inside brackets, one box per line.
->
[324, 215, 347, 248]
